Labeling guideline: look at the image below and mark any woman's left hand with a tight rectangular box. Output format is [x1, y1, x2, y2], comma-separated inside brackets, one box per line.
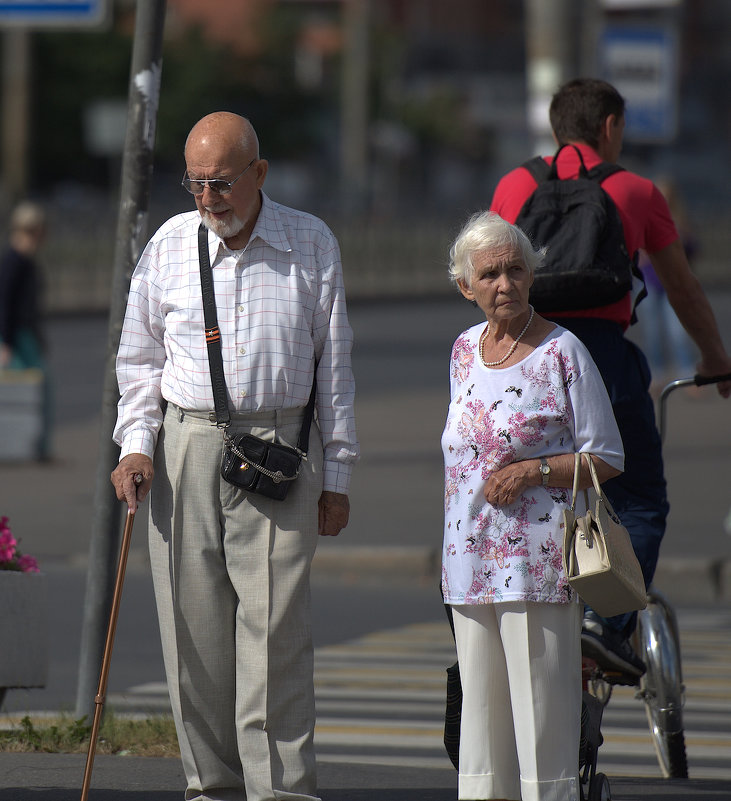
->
[484, 455, 622, 505]
[483, 462, 532, 506]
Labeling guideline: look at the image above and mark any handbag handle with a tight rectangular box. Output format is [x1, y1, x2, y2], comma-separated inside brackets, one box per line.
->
[569, 452, 611, 512]
[583, 453, 604, 496]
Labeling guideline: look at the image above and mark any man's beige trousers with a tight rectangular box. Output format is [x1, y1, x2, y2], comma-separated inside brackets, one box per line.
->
[149, 404, 323, 801]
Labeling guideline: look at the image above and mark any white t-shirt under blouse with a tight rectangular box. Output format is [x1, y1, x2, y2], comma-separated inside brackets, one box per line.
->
[441, 322, 624, 606]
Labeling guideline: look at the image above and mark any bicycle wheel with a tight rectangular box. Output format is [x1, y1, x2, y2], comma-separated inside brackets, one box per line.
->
[635, 592, 688, 778]
[588, 771, 611, 801]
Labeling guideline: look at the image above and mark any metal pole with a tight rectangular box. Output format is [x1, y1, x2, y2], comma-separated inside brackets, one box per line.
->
[339, 0, 369, 215]
[579, 0, 603, 78]
[75, 0, 167, 720]
[524, 0, 577, 155]
[1, 28, 30, 203]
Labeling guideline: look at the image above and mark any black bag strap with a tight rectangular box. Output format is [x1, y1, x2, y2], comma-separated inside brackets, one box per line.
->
[297, 380, 317, 454]
[197, 223, 316, 453]
[548, 144, 589, 180]
[199, 224, 231, 427]
[521, 145, 626, 185]
[586, 161, 625, 183]
[520, 155, 551, 184]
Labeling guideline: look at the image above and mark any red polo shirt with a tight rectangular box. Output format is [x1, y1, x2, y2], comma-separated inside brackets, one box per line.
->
[490, 143, 679, 328]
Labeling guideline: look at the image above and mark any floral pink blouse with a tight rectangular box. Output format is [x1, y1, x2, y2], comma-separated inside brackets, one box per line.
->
[441, 323, 623, 605]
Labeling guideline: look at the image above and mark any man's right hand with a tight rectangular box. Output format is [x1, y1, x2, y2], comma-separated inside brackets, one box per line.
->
[111, 453, 154, 514]
[696, 356, 731, 399]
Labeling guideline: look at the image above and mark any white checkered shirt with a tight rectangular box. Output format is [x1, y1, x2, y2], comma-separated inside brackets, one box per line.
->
[113, 193, 359, 493]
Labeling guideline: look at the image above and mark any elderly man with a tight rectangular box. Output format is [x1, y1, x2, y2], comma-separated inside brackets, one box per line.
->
[111, 112, 358, 801]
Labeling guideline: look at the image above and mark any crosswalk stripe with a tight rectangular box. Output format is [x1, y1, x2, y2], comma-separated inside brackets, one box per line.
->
[113, 608, 731, 779]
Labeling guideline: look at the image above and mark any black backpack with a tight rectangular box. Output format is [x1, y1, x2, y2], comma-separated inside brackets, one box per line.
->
[515, 144, 643, 316]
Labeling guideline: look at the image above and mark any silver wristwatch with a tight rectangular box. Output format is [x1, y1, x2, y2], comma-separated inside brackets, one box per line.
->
[539, 457, 551, 486]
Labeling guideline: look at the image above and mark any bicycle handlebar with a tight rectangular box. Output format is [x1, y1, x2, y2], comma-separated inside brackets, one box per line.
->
[691, 371, 731, 387]
[658, 372, 731, 441]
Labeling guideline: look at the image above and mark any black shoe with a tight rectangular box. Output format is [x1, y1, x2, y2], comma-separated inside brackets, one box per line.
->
[581, 611, 645, 683]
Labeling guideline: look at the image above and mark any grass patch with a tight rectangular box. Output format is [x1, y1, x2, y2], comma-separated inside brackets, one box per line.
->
[0, 712, 180, 757]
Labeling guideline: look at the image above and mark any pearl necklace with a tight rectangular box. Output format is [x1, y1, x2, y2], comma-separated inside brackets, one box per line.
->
[479, 306, 535, 368]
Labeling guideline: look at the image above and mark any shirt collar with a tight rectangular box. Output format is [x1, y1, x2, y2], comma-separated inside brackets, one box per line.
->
[249, 192, 292, 253]
[205, 192, 292, 264]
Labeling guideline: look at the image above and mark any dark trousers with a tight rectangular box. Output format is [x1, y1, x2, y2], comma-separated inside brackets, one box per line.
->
[551, 317, 669, 636]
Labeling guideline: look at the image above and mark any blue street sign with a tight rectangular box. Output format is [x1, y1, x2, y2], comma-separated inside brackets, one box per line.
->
[601, 24, 679, 143]
[0, 1, 108, 28]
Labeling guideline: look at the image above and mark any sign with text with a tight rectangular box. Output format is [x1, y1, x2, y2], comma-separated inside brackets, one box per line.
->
[0, 1, 108, 28]
[601, 24, 679, 143]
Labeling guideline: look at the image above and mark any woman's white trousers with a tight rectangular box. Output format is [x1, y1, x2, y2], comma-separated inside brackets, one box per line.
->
[451, 601, 582, 801]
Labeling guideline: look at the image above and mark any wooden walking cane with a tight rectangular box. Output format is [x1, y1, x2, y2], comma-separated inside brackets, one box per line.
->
[80, 499, 138, 801]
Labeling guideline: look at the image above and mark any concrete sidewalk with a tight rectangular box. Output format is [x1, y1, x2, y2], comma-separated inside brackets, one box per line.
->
[0, 752, 729, 800]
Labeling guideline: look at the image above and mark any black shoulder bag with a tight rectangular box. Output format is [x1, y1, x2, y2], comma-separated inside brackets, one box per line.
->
[198, 224, 316, 500]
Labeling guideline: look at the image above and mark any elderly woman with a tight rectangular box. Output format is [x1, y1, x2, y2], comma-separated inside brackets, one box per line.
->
[442, 211, 624, 801]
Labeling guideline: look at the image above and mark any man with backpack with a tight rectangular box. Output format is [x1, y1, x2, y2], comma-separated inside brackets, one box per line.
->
[490, 78, 731, 681]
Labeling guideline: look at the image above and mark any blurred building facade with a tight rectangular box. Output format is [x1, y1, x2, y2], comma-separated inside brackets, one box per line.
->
[3, 0, 730, 308]
[164, 0, 731, 298]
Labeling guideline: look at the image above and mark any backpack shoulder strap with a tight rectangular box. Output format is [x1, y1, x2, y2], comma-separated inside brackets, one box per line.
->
[520, 155, 551, 184]
[587, 161, 625, 184]
[522, 145, 592, 184]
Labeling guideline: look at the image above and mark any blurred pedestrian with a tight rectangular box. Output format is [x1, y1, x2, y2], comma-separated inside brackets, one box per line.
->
[0, 201, 52, 460]
[442, 211, 623, 801]
[111, 112, 359, 801]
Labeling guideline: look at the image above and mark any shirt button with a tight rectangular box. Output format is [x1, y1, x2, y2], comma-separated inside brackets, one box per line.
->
[239, 347, 246, 355]
[239, 389, 247, 398]
[238, 305, 244, 313]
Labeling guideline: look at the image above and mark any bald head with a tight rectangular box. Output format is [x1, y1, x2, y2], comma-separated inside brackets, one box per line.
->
[185, 112, 259, 164]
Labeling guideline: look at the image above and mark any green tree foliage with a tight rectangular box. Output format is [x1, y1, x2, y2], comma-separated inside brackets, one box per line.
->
[28, 6, 336, 192]
[33, 28, 131, 187]
[156, 16, 328, 169]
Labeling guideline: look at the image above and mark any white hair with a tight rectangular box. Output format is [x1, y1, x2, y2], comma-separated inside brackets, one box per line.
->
[448, 210, 545, 287]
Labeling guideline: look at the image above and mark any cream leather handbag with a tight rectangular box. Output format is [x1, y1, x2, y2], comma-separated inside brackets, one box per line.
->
[563, 453, 647, 616]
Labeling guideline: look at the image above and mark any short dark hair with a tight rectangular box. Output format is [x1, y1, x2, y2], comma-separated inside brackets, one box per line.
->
[549, 78, 625, 149]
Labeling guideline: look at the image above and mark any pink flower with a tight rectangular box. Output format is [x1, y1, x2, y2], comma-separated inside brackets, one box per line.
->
[0, 517, 39, 572]
[0, 529, 17, 563]
[17, 554, 40, 573]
